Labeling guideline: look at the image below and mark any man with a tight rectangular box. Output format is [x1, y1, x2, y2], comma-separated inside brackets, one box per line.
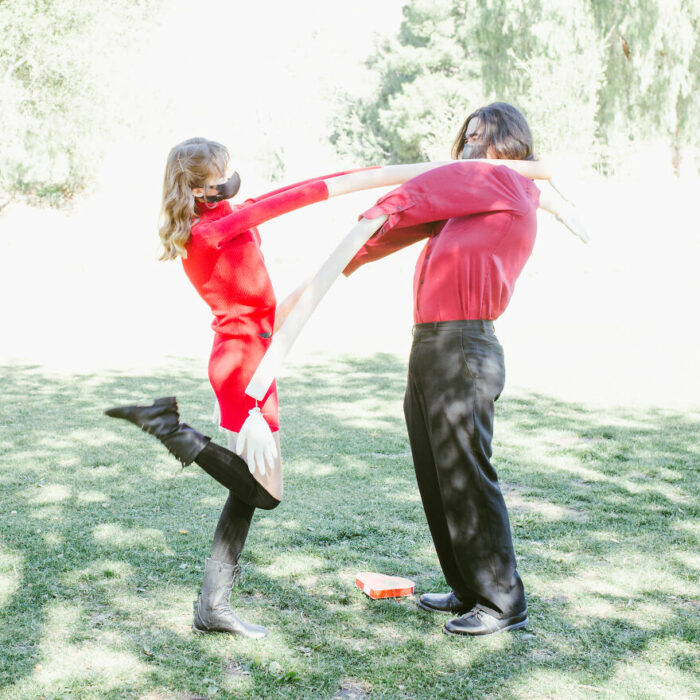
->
[344, 103, 541, 636]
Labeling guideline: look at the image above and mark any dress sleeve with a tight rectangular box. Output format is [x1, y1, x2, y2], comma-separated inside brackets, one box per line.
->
[198, 167, 385, 248]
[344, 161, 529, 276]
[200, 180, 330, 248]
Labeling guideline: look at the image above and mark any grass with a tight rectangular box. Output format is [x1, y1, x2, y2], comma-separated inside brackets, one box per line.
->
[0, 354, 698, 699]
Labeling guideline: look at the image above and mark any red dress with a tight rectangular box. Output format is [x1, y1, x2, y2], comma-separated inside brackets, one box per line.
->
[177, 166, 388, 431]
[182, 200, 278, 433]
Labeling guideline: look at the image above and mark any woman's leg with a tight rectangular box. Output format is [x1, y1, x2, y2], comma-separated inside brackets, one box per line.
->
[224, 430, 283, 502]
[194, 441, 280, 509]
[210, 491, 256, 565]
[104, 397, 280, 509]
[192, 490, 270, 638]
[194, 431, 282, 637]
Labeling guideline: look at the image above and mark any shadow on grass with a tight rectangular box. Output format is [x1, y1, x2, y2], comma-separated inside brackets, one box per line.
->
[0, 355, 698, 698]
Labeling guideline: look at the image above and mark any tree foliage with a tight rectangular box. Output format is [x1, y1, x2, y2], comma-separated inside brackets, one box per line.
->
[331, 0, 700, 173]
[0, 0, 163, 204]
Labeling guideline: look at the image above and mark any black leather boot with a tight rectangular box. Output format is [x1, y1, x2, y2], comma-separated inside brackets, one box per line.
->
[192, 558, 269, 639]
[104, 396, 209, 466]
[444, 604, 528, 636]
[417, 591, 475, 615]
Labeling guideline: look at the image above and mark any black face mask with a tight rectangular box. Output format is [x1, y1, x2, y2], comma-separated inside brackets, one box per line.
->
[200, 171, 241, 203]
[461, 144, 488, 160]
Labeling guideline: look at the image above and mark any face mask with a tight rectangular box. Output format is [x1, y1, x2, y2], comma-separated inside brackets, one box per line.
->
[201, 171, 241, 203]
[462, 143, 488, 160]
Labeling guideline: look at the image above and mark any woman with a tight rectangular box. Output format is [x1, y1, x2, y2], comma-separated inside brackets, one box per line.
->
[344, 103, 570, 636]
[106, 138, 294, 639]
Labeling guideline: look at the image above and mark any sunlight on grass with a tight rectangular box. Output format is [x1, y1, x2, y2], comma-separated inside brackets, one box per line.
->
[265, 552, 326, 578]
[507, 490, 587, 522]
[93, 524, 174, 554]
[28, 602, 149, 695]
[611, 657, 697, 697]
[611, 477, 692, 504]
[0, 546, 21, 610]
[63, 560, 135, 587]
[1, 358, 697, 698]
[24, 483, 71, 505]
[77, 490, 110, 503]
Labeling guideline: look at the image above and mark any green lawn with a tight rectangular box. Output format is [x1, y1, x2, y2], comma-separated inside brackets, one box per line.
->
[1, 355, 698, 699]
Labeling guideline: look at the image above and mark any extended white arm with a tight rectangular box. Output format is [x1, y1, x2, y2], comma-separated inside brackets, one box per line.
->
[324, 159, 551, 197]
[245, 159, 556, 402]
[245, 214, 388, 401]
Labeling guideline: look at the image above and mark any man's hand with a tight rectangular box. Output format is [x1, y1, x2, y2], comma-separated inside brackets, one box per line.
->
[235, 407, 278, 476]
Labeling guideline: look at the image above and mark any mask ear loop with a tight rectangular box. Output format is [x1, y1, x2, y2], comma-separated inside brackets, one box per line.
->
[198, 180, 216, 208]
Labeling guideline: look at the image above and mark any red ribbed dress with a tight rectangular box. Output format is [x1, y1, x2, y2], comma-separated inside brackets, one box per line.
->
[182, 200, 279, 433]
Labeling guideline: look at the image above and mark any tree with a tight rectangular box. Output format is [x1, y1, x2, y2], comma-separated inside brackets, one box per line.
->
[332, 0, 699, 174]
[588, 0, 700, 173]
[0, 0, 163, 204]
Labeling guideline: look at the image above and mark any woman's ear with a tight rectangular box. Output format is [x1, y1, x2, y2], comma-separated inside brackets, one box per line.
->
[192, 187, 204, 197]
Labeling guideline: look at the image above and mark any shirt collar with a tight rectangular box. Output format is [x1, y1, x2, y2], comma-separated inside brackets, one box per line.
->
[194, 199, 233, 220]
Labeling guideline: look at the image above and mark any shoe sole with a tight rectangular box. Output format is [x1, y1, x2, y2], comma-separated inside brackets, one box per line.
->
[442, 616, 529, 637]
[191, 623, 269, 639]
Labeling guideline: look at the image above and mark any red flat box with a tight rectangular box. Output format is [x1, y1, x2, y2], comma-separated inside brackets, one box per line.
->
[355, 572, 415, 599]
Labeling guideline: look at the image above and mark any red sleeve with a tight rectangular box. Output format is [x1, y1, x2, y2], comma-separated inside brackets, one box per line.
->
[201, 180, 330, 248]
[362, 161, 530, 224]
[199, 167, 383, 247]
[343, 161, 531, 276]
[251, 166, 380, 202]
[343, 221, 438, 276]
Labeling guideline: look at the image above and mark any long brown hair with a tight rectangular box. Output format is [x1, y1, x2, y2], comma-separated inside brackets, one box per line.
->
[451, 102, 535, 161]
[158, 137, 229, 260]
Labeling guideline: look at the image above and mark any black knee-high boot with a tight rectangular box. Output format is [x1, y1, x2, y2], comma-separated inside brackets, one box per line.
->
[104, 396, 209, 466]
[104, 397, 279, 510]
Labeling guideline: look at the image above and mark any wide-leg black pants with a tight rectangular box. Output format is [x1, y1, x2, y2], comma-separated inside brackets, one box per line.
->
[404, 320, 525, 616]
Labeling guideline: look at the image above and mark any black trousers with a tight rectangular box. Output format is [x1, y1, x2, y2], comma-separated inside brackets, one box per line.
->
[404, 320, 525, 616]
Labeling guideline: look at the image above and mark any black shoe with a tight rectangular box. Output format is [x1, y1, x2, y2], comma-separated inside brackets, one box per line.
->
[105, 396, 209, 466]
[444, 604, 528, 636]
[192, 558, 269, 639]
[417, 591, 474, 615]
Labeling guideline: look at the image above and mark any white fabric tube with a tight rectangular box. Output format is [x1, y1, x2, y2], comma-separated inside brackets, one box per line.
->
[245, 214, 387, 401]
[245, 158, 553, 402]
[325, 159, 551, 198]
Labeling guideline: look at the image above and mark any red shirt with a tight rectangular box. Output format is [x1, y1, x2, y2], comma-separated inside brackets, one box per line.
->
[344, 161, 540, 322]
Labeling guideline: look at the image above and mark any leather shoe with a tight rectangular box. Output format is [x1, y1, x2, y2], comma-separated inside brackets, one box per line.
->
[417, 591, 474, 615]
[444, 604, 528, 636]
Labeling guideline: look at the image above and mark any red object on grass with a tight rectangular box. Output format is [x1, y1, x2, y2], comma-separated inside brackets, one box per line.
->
[355, 572, 415, 599]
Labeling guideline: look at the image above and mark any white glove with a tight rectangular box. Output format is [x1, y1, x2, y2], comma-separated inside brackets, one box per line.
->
[235, 407, 278, 476]
[555, 202, 590, 244]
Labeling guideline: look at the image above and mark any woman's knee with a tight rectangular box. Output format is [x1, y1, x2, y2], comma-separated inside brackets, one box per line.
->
[255, 487, 280, 511]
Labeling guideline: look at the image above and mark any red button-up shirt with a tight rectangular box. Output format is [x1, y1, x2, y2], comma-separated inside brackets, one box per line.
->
[344, 161, 540, 322]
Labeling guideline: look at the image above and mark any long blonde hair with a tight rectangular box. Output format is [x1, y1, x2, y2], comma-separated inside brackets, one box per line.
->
[158, 137, 230, 260]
